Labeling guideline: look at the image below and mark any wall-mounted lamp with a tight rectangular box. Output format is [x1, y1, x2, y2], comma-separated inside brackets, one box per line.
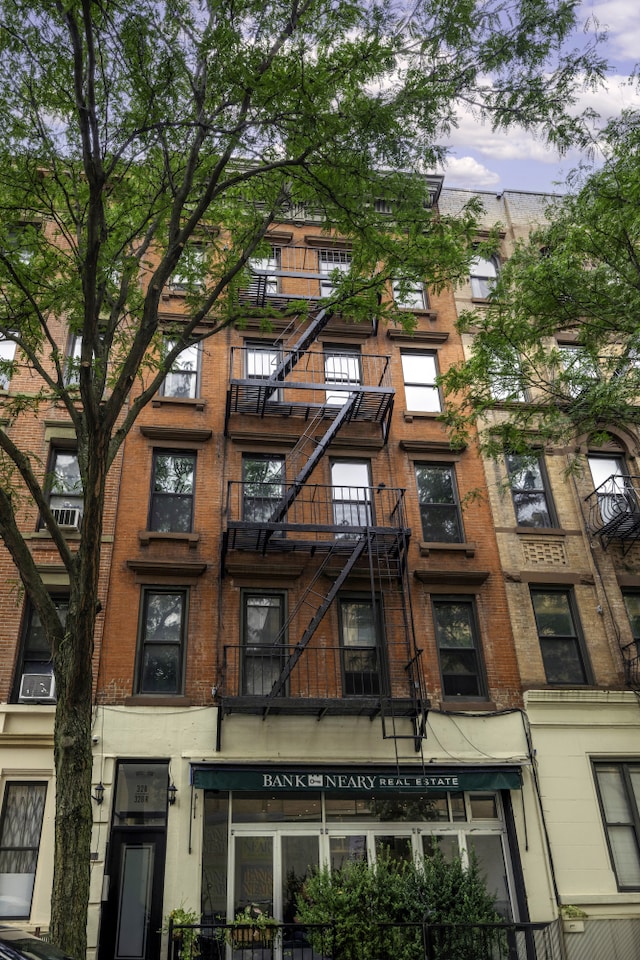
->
[168, 782, 178, 806]
[92, 782, 105, 805]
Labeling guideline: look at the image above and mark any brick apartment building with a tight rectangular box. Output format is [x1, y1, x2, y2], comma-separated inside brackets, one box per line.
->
[2, 183, 639, 960]
[442, 188, 640, 959]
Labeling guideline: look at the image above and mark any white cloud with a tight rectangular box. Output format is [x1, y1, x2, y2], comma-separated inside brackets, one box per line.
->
[586, 0, 640, 62]
[439, 156, 501, 188]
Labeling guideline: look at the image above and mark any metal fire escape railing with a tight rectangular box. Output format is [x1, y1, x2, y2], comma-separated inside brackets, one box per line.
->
[584, 474, 640, 554]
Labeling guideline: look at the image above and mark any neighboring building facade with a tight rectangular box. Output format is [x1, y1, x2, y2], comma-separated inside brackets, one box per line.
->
[442, 187, 640, 958]
[0, 299, 119, 929]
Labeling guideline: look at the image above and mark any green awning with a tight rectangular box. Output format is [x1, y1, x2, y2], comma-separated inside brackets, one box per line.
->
[191, 764, 522, 793]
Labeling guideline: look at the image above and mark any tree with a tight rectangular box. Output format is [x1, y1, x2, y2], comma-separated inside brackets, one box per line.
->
[442, 111, 640, 462]
[0, 0, 604, 956]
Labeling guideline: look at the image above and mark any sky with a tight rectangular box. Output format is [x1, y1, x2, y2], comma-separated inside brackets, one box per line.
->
[440, 0, 640, 194]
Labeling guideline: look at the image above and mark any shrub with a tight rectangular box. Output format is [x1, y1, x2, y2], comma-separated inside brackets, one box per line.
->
[295, 850, 503, 960]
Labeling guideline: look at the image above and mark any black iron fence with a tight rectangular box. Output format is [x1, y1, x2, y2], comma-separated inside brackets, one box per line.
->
[166, 919, 562, 960]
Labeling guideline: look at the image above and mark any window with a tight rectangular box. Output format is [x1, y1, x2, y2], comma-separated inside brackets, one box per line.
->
[319, 249, 351, 297]
[593, 763, 640, 889]
[339, 598, 381, 695]
[248, 247, 280, 298]
[136, 589, 187, 694]
[432, 599, 486, 699]
[415, 464, 463, 542]
[0, 333, 16, 390]
[392, 279, 428, 311]
[505, 454, 555, 527]
[489, 350, 527, 402]
[0, 782, 47, 918]
[160, 340, 200, 399]
[246, 341, 280, 379]
[324, 346, 361, 405]
[469, 254, 498, 299]
[530, 589, 590, 684]
[14, 598, 67, 703]
[587, 453, 628, 526]
[242, 592, 285, 696]
[242, 455, 284, 524]
[557, 344, 598, 398]
[170, 245, 205, 290]
[64, 334, 83, 386]
[401, 352, 440, 412]
[148, 451, 195, 533]
[47, 449, 83, 526]
[245, 340, 282, 401]
[331, 460, 372, 533]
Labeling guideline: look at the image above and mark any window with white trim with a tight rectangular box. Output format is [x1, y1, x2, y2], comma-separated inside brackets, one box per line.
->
[160, 340, 200, 399]
[392, 279, 428, 310]
[47, 449, 83, 527]
[318, 249, 351, 297]
[470, 255, 498, 299]
[401, 352, 440, 412]
[0, 334, 17, 390]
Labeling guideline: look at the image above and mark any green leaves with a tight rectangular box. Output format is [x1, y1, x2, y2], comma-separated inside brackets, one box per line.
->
[441, 110, 640, 457]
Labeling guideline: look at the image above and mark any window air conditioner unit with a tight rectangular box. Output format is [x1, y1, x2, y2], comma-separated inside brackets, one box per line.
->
[19, 673, 56, 702]
[51, 507, 81, 529]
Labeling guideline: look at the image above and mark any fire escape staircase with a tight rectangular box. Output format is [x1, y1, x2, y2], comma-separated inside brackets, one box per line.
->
[220, 307, 428, 750]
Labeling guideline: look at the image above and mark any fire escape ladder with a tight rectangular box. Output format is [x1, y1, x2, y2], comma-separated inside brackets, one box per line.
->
[262, 307, 334, 403]
[267, 534, 369, 699]
[371, 526, 429, 757]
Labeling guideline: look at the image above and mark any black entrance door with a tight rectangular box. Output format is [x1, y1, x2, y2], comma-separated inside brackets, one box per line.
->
[99, 829, 166, 960]
[98, 761, 170, 960]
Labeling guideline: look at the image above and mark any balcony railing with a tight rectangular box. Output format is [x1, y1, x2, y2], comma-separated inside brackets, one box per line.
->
[220, 641, 422, 717]
[227, 347, 394, 423]
[584, 474, 640, 551]
[169, 919, 561, 960]
[236, 245, 355, 309]
[225, 483, 407, 553]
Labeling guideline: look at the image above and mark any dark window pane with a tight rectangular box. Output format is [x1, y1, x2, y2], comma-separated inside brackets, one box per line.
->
[416, 465, 462, 542]
[539, 638, 587, 684]
[0, 783, 47, 919]
[434, 601, 484, 699]
[138, 592, 185, 695]
[506, 455, 553, 527]
[150, 454, 195, 532]
[141, 645, 180, 693]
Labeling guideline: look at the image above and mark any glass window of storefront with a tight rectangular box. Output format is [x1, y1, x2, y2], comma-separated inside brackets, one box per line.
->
[201, 789, 515, 924]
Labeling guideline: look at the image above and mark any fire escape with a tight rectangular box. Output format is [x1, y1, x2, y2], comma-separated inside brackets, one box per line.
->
[585, 473, 640, 686]
[218, 248, 429, 751]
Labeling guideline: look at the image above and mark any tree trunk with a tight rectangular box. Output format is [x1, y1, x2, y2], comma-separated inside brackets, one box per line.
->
[50, 429, 108, 959]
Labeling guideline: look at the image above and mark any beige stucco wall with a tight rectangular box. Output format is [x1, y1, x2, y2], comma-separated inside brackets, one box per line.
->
[526, 690, 640, 918]
[0, 705, 56, 932]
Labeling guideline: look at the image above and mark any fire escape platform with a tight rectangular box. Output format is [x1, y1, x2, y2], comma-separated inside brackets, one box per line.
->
[227, 382, 394, 424]
[585, 474, 640, 553]
[220, 695, 420, 719]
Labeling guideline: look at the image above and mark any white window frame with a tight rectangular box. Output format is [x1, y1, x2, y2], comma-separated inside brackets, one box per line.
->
[401, 352, 441, 412]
